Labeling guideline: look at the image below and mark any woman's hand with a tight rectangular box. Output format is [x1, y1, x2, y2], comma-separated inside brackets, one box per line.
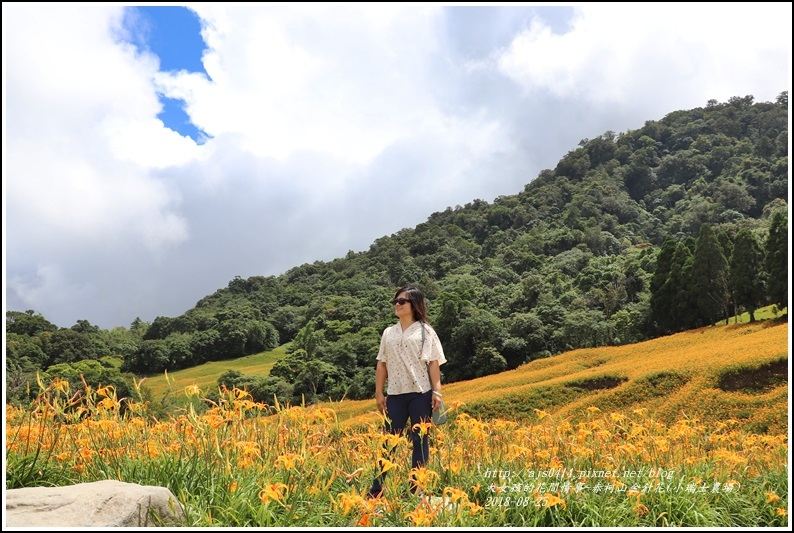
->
[376, 392, 387, 414]
[431, 393, 442, 412]
[374, 361, 388, 414]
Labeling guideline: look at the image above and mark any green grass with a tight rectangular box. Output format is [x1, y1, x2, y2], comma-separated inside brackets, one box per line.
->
[717, 305, 787, 325]
[139, 344, 289, 404]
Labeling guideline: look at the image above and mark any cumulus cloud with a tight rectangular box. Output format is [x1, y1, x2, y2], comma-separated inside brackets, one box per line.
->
[498, 3, 791, 108]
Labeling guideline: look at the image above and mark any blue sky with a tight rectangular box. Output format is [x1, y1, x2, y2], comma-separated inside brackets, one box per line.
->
[3, 3, 792, 330]
[123, 6, 209, 142]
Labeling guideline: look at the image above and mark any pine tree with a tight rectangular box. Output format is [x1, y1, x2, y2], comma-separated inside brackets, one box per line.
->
[669, 239, 699, 331]
[690, 223, 729, 326]
[730, 228, 765, 322]
[764, 212, 788, 312]
[650, 237, 677, 333]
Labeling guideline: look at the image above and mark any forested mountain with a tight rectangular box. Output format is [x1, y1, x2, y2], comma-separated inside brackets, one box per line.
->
[6, 92, 789, 410]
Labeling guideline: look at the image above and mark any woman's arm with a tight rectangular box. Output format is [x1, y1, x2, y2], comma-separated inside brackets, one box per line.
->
[427, 360, 442, 411]
[374, 360, 388, 414]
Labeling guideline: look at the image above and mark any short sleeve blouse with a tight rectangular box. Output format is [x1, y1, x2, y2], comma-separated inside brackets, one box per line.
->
[376, 320, 446, 395]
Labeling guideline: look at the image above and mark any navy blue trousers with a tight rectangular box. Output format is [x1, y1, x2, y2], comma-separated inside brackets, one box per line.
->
[369, 390, 432, 496]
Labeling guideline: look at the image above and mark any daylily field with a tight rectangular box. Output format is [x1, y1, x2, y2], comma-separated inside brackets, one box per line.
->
[5, 321, 789, 526]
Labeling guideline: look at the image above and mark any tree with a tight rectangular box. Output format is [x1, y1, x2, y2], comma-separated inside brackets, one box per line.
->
[432, 292, 464, 349]
[666, 241, 697, 331]
[296, 359, 339, 400]
[650, 238, 677, 333]
[130, 317, 149, 336]
[269, 349, 309, 384]
[690, 223, 729, 326]
[165, 333, 194, 369]
[6, 310, 57, 336]
[124, 340, 169, 374]
[189, 329, 221, 364]
[215, 319, 250, 359]
[291, 320, 325, 358]
[5, 333, 48, 404]
[253, 376, 295, 405]
[42, 360, 135, 405]
[245, 320, 280, 354]
[505, 311, 547, 360]
[42, 329, 99, 366]
[144, 316, 175, 340]
[764, 211, 788, 311]
[729, 228, 765, 322]
[71, 319, 100, 334]
[711, 178, 755, 214]
[471, 344, 507, 378]
[445, 307, 504, 382]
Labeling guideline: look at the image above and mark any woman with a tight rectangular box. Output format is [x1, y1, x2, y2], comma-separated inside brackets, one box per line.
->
[368, 286, 446, 498]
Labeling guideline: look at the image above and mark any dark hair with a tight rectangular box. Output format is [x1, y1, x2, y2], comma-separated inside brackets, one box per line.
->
[395, 286, 428, 323]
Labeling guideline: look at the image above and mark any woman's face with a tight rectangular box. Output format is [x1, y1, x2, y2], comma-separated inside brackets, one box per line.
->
[393, 291, 414, 320]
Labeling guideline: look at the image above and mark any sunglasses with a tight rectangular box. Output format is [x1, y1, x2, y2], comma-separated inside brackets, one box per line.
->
[391, 297, 412, 305]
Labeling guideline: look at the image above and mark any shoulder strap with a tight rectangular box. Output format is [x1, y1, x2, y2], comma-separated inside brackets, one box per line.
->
[421, 321, 429, 376]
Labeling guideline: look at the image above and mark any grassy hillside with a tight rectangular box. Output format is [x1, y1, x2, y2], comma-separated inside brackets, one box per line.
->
[139, 344, 289, 402]
[325, 319, 789, 435]
[716, 305, 787, 325]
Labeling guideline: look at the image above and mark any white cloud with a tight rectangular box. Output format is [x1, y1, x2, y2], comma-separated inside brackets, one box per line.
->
[8, 264, 96, 317]
[4, 3, 195, 252]
[180, 4, 456, 165]
[498, 3, 792, 108]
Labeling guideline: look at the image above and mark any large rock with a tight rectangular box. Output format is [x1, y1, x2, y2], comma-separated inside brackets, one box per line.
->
[5, 479, 186, 527]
